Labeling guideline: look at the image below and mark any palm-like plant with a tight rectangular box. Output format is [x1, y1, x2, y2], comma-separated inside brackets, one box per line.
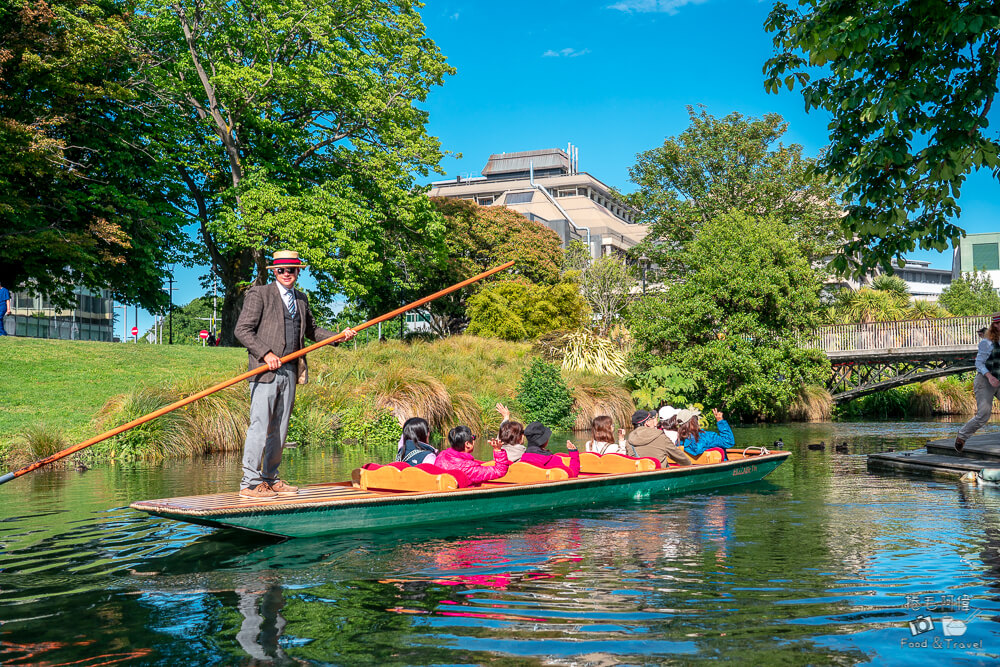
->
[839, 288, 909, 323]
[870, 273, 910, 299]
[907, 299, 950, 320]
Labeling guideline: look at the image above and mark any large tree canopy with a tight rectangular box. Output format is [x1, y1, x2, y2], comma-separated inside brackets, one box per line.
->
[764, 0, 1000, 276]
[131, 0, 454, 343]
[625, 107, 844, 279]
[404, 198, 564, 335]
[627, 212, 829, 421]
[0, 0, 183, 308]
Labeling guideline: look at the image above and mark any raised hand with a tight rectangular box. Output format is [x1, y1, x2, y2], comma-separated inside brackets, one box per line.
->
[566, 440, 577, 451]
[495, 402, 511, 421]
[711, 408, 724, 422]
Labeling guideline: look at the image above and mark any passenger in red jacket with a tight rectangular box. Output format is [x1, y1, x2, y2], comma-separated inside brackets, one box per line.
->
[433, 425, 510, 485]
[519, 422, 581, 477]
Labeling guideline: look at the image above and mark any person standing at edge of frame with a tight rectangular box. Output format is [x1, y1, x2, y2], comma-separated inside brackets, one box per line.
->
[955, 312, 1000, 453]
[235, 250, 357, 499]
[0, 278, 9, 336]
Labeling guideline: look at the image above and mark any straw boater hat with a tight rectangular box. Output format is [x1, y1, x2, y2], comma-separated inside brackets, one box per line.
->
[267, 250, 307, 270]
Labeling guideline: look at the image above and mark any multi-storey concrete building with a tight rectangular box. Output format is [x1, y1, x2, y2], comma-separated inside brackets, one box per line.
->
[895, 260, 953, 301]
[4, 287, 116, 341]
[428, 147, 648, 259]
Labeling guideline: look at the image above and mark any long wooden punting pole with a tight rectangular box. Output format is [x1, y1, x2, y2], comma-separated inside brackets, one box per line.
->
[0, 260, 516, 485]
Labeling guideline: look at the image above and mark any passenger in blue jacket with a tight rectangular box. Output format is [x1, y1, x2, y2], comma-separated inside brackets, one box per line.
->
[676, 408, 733, 460]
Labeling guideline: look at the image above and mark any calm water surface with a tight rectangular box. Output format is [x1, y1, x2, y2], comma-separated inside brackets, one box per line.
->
[2, 421, 1000, 665]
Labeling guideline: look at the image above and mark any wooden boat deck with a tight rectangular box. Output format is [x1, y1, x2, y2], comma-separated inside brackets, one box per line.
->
[130, 450, 790, 537]
[132, 451, 781, 518]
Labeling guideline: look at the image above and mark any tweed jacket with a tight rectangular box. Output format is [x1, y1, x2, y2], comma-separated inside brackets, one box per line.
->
[234, 283, 337, 384]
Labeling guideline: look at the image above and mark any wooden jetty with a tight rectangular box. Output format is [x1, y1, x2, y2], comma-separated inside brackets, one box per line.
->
[868, 431, 1000, 478]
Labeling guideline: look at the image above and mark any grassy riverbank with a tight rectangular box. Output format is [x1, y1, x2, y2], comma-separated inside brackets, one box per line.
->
[0, 336, 634, 466]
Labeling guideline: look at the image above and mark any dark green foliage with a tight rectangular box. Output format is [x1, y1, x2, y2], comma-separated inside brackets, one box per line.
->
[627, 212, 830, 421]
[765, 0, 1000, 276]
[334, 403, 401, 450]
[939, 271, 1000, 316]
[0, 0, 183, 308]
[627, 365, 697, 410]
[516, 359, 577, 430]
[626, 106, 844, 278]
[836, 387, 916, 420]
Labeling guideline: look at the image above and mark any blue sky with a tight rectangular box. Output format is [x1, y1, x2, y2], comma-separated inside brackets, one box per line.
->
[137, 0, 999, 339]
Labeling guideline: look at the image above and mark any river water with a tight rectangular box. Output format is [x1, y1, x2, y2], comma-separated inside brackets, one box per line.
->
[2, 420, 1000, 665]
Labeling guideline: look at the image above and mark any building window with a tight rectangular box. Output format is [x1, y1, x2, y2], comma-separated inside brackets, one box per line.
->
[476, 196, 495, 206]
[972, 242, 1000, 271]
[506, 192, 533, 204]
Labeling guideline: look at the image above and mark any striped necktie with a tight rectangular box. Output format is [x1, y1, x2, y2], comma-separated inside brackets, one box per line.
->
[285, 290, 296, 317]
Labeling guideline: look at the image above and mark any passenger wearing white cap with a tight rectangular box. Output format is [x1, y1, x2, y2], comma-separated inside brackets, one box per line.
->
[657, 405, 679, 444]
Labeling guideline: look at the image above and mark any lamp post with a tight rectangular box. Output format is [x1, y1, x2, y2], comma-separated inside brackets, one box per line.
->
[639, 254, 649, 295]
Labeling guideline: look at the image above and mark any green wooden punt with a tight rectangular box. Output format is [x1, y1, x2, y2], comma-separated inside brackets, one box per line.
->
[129, 449, 790, 538]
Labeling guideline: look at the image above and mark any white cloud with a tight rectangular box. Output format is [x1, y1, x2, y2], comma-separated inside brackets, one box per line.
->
[450, 12, 459, 20]
[543, 47, 591, 58]
[608, 0, 710, 15]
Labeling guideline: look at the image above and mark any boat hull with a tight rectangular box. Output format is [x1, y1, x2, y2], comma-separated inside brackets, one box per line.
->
[131, 452, 789, 538]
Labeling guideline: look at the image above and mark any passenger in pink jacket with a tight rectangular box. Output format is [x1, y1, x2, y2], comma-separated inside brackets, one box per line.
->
[433, 425, 510, 485]
[519, 422, 581, 477]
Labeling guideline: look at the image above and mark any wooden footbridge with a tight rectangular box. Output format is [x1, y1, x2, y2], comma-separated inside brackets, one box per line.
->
[801, 315, 991, 402]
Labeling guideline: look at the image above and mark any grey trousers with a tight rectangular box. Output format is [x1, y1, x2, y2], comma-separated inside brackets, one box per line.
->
[958, 373, 1000, 440]
[241, 365, 297, 489]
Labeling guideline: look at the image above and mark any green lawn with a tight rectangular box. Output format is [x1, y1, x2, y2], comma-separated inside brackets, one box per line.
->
[0, 338, 246, 441]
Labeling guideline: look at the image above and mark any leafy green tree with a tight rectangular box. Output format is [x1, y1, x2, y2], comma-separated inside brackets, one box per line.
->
[403, 198, 564, 336]
[465, 279, 588, 341]
[939, 271, 1000, 316]
[130, 0, 454, 343]
[0, 0, 183, 309]
[627, 212, 829, 421]
[764, 0, 1000, 276]
[516, 359, 577, 430]
[574, 254, 637, 336]
[625, 107, 844, 277]
[144, 297, 216, 345]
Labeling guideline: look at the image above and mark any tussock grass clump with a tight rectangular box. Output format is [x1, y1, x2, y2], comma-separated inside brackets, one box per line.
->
[788, 385, 833, 422]
[910, 378, 977, 416]
[93, 379, 248, 460]
[1, 424, 71, 468]
[566, 372, 635, 431]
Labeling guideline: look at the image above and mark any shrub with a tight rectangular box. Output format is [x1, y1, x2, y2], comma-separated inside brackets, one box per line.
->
[516, 359, 577, 430]
[535, 329, 630, 376]
[627, 365, 698, 410]
[334, 402, 402, 450]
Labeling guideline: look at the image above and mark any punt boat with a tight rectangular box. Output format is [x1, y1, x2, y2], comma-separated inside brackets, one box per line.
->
[129, 448, 790, 539]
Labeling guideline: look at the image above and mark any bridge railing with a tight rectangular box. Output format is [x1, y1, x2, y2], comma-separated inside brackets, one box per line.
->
[800, 315, 991, 354]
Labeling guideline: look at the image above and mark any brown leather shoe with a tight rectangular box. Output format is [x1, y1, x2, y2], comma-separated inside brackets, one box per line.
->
[239, 482, 277, 500]
[955, 437, 966, 453]
[269, 479, 299, 495]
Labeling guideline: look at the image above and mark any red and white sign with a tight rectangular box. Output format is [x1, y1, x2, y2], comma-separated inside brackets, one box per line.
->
[199, 330, 209, 340]
[131, 326, 138, 337]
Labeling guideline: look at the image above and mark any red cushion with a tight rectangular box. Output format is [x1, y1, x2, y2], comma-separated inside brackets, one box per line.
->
[415, 463, 471, 488]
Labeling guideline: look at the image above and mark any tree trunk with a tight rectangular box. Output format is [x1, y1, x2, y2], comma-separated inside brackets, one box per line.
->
[216, 248, 256, 346]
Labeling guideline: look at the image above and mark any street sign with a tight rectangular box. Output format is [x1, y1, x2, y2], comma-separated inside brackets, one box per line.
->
[131, 326, 138, 337]
[199, 330, 209, 339]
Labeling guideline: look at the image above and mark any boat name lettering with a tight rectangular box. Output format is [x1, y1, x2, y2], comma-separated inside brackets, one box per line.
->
[733, 465, 758, 476]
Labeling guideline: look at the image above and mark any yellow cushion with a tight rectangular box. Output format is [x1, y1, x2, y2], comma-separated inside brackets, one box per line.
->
[492, 461, 569, 484]
[684, 450, 725, 465]
[578, 452, 658, 474]
[358, 465, 459, 492]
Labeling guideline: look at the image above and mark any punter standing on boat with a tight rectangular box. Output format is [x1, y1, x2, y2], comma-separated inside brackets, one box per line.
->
[235, 250, 356, 499]
[955, 313, 1000, 452]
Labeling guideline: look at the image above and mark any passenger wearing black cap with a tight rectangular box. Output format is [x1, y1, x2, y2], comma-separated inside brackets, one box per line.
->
[627, 409, 691, 467]
[519, 421, 581, 477]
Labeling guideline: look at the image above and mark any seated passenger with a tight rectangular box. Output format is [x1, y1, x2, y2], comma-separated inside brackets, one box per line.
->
[627, 409, 690, 467]
[497, 419, 527, 462]
[395, 417, 438, 466]
[657, 405, 679, 444]
[584, 415, 629, 455]
[433, 425, 510, 485]
[520, 422, 581, 477]
[676, 408, 733, 460]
